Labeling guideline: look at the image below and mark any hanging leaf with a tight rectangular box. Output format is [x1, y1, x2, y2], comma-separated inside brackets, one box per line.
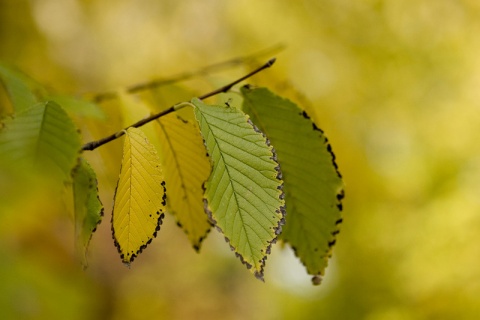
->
[0, 101, 81, 181]
[241, 86, 344, 284]
[0, 63, 40, 112]
[112, 127, 167, 264]
[72, 157, 104, 268]
[156, 113, 212, 250]
[191, 98, 285, 279]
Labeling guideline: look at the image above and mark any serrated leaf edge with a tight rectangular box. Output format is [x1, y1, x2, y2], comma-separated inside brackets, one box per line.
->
[71, 157, 104, 269]
[200, 116, 286, 281]
[110, 130, 167, 265]
[291, 109, 345, 284]
[156, 116, 212, 251]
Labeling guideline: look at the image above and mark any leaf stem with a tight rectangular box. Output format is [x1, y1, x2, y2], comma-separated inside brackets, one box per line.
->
[81, 58, 276, 151]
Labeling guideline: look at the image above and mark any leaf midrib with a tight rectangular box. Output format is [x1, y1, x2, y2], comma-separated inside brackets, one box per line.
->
[198, 110, 255, 260]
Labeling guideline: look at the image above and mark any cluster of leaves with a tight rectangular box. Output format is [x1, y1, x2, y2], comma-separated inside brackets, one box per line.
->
[0, 61, 343, 284]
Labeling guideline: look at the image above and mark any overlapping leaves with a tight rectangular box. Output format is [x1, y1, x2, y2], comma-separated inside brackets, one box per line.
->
[156, 113, 212, 250]
[1, 61, 345, 284]
[241, 86, 344, 283]
[0, 101, 81, 180]
[191, 98, 285, 279]
[0, 63, 104, 118]
[0, 63, 40, 113]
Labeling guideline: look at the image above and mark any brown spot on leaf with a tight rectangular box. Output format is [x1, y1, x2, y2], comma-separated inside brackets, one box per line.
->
[161, 193, 167, 206]
[176, 115, 189, 124]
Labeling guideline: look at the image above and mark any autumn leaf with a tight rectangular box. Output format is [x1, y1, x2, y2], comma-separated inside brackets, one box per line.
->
[241, 86, 344, 284]
[111, 127, 167, 264]
[192, 98, 285, 280]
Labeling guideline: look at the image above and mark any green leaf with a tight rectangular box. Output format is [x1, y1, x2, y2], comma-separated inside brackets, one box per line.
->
[72, 157, 104, 268]
[112, 127, 167, 264]
[0, 63, 40, 112]
[191, 98, 285, 279]
[0, 101, 82, 181]
[156, 113, 212, 250]
[48, 94, 105, 120]
[241, 86, 344, 284]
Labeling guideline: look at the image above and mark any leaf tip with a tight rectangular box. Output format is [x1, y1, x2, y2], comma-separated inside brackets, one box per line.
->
[192, 227, 212, 253]
[254, 271, 265, 282]
[312, 275, 323, 286]
[111, 210, 165, 264]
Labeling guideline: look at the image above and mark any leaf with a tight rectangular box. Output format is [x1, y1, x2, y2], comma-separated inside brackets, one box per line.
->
[191, 98, 285, 279]
[146, 83, 198, 121]
[241, 86, 344, 283]
[112, 127, 167, 264]
[118, 91, 161, 149]
[48, 94, 105, 120]
[72, 157, 104, 268]
[156, 113, 212, 250]
[0, 63, 40, 112]
[0, 101, 81, 181]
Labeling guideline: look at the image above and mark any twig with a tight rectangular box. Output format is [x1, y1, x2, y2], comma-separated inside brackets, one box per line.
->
[90, 44, 284, 103]
[81, 58, 276, 151]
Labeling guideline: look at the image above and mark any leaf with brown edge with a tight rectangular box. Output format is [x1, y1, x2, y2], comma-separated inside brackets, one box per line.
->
[156, 112, 212, 250]
[111, 127, 167, 264]
[72, 157, 104, 268]
[191, 98, 285, 280]
[241, 86, 344, 285]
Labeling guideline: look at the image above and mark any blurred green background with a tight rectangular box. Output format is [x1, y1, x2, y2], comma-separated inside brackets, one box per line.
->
[1, 0, 480, 319]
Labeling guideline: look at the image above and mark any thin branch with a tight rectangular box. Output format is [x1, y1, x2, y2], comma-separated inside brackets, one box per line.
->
[199, 58, 276, 100]
[90, 44, 284, 103]
[81, 58, 276, 151]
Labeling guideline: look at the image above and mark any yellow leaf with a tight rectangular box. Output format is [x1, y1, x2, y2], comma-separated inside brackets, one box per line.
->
[156, 113, 212, 250]
[112, 127, 166, 264]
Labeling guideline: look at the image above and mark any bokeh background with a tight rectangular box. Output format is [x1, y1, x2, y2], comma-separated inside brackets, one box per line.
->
[1, 0, 480, 319]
